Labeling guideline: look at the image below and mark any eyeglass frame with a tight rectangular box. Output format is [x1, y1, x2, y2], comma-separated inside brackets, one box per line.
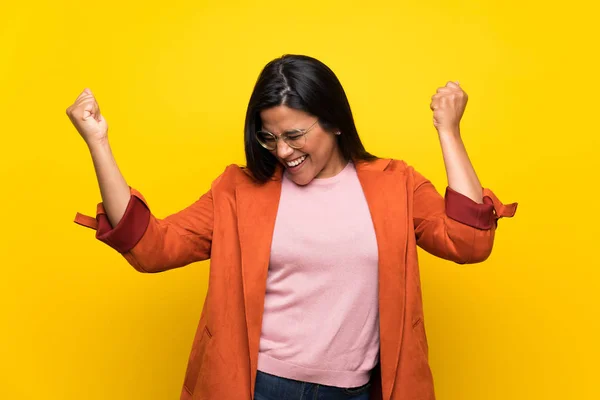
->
[255, 119, 320, 151]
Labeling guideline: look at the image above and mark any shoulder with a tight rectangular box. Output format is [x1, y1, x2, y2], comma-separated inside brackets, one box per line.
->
[355, 158, 424, 189]
[357, 157, 413, 174]
[208, 163, 260, 191]
[385, 158, 410, 172]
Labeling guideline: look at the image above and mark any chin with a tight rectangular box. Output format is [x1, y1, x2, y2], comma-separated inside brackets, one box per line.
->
[288, 167, 316, 186]
[290, 175, 313, 186]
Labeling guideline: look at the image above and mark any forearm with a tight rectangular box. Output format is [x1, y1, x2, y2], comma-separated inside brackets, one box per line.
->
[437, 129, 483, 203]
[87, 139, 131, 228]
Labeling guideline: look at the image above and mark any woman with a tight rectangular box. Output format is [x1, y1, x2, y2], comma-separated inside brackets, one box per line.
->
[68, 54, 517, 400]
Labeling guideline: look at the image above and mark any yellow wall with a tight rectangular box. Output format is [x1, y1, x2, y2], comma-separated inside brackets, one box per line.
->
[1, 1, 598, 399]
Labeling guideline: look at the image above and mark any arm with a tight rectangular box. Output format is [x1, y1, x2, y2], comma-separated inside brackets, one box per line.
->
[75, 139, 219, 273]
[65, 88, 132, 228]
[68, 88, 215, 273]
[412, 169, 516, 264]
[121, 186, 215, 273]
[87, 138, 131, 228]
[413, 82, 517, 263]
[75, 181, 217, 273]
[431, 81, 483, 203]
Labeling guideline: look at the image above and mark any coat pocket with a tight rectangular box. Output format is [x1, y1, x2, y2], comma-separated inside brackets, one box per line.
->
[183, 325, 212, 395]
[412, 317, 429, 359]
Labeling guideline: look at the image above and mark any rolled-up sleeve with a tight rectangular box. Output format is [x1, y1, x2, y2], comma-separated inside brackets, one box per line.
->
[412, 169, 518, 264]
[74, 189, 151, 254]
[445, 186, 517, 230]
[74, 182, 216, 273]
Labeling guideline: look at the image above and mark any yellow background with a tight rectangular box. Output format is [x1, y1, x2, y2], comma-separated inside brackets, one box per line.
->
[1, 1, 598, 399]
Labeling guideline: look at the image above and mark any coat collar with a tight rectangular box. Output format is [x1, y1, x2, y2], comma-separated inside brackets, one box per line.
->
[236, 158, 405, 400]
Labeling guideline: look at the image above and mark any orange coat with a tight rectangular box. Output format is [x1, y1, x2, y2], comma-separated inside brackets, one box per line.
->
[74, 158, 517, 400]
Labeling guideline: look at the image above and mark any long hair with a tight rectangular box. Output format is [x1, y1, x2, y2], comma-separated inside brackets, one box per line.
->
[244, 54, 377, 182]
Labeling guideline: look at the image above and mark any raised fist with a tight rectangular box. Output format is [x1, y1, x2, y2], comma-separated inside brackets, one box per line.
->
[66, 88, 108, 146]
[430, 81, 468, 134]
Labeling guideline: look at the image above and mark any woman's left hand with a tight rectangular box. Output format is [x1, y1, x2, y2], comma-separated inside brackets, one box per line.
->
[430, 81, 468, 135]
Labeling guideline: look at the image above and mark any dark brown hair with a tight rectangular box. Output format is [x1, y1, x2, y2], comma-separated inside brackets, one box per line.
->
[244, 54, 377, 182]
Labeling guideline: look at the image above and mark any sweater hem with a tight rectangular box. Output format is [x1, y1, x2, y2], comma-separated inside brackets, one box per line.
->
[257, 352, 372, 388]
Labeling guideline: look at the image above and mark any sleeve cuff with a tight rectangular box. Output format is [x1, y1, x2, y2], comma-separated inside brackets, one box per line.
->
[95, 195, 151, 253]
[445, 186, 518, 230]
[74, 188, 151, 254]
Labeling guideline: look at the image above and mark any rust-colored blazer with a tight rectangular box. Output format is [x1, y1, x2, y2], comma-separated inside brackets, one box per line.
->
[74, 158, 517, 400]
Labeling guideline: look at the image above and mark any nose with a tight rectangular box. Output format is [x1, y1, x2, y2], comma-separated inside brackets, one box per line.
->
[276, 139, 294, 159]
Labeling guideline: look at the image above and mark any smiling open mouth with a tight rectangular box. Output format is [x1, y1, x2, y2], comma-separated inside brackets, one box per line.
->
[286, 155, 308, 168]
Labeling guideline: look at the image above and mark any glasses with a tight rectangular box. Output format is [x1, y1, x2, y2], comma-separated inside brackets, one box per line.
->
[255, 119, 319, 151]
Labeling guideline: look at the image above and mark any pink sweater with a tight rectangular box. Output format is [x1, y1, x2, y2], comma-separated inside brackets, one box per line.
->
[257, 161, 380, 388]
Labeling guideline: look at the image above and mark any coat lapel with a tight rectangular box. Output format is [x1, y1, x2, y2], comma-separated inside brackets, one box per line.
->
[355, 159, 407, 400]
[236, 166, 283, 397]
[236, 159, 407, 400]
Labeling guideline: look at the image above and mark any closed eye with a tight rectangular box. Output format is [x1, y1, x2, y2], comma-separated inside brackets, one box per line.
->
[285, 132, 304, 140]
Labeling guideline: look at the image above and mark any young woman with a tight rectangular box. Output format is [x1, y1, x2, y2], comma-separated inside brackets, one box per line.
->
[68, 54, 517, 400]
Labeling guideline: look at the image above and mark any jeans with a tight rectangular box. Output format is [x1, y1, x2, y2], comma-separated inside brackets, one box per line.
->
[254, 370, 372, 400]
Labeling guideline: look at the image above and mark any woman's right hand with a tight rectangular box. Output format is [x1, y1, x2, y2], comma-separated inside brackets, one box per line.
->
[66, 88, 108, 146]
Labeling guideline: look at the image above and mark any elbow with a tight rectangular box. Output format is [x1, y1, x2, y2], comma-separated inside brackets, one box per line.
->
[448, 231, 495, 264]
[466, 246, 493, 264]
[448, 249, 491, 265]
[461, 237, 495, 264]
[123, 253, 171, 273]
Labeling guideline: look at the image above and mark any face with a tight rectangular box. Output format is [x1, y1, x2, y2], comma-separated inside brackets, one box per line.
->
[259, 105, 346, 186]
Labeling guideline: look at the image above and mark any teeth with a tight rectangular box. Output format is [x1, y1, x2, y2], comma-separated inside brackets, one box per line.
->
[287, 155, 307, 167]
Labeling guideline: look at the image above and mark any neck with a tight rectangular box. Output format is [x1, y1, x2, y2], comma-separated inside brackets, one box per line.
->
[316, 148, 347, 179]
